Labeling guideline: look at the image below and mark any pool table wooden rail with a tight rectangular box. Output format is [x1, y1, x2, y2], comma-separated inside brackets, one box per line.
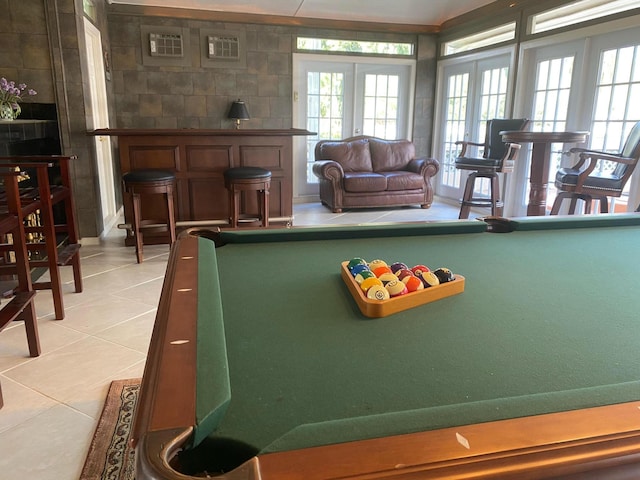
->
[133, 227, 640, 480]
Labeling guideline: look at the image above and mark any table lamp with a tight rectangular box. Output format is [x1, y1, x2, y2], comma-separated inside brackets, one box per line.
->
[228, 100, 250, 129]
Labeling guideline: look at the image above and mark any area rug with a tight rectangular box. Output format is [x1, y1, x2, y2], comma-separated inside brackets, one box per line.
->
[79, 378, 140, 480]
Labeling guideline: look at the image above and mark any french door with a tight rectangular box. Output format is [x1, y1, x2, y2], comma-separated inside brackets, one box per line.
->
[434, 51, 514, 203]
[293, 54, 415, 198]
[84, 19, 118, 233]
[511, 41, 583, 216]
[514, 29, 640, 215]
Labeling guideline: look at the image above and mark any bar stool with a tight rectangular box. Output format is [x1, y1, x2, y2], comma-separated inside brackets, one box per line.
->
[224, 167, 271, 228]
[123, 170, 176, 263]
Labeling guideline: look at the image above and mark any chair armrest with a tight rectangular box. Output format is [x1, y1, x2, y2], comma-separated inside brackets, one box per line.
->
[312, 160, 344, 182]
[455, 140, 484, 158]
[406, 157, 440, 178]
[577, 151, 636, 164]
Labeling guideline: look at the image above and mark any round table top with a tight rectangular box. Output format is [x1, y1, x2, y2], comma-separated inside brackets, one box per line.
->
[500, 130, 589, 143]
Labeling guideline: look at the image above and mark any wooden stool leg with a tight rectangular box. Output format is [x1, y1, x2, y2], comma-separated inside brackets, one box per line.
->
[261, 185, 269, 227]
[491, 175, 503, 217]
[459, 173, 476, 219]
[35, 168, 65, 320]
[166, 186, 177, 244]
[230, 187, 240, 228]
[130, 191, 144, 263]
[58, 157, 82, 293]
[23, 304, 40, 357]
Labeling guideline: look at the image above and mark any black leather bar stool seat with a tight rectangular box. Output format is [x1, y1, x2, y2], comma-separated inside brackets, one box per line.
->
[123, 169, 176, 263]
[224, 167, 271, 228]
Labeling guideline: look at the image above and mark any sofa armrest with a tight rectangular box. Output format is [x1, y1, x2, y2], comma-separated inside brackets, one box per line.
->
[406, 157, 440, 179]
[312, 160, 344, 182]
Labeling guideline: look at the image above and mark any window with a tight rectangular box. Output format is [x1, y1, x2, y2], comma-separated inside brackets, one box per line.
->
[297, 37, 413, 56]
[442, 23, 516, 56]
[588, 44, 640, 211]
[530, 0, 640, 34]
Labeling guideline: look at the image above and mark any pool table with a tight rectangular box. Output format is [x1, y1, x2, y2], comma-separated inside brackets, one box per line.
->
[133, 215, 640, 479]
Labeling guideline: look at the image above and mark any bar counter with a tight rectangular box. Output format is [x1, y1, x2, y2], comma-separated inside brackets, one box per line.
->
[90, 128, 313, 242]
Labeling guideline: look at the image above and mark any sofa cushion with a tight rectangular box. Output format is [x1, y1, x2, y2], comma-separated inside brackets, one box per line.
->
[343, 172, 387, 192]
[369, 138, 415, 172]
[383, 171, 425, 191]
[318, 139, 373, 172]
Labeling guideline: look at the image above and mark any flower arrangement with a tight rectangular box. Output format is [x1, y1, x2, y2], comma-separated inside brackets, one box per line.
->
[0, 77, 37, 120]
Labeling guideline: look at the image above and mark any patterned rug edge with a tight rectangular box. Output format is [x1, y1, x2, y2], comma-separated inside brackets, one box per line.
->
[79, 378, 141, 480]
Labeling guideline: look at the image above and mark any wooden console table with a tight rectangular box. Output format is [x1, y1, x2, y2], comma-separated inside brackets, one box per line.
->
[500, 130, 589, 216]
[90, 128, 313, 243]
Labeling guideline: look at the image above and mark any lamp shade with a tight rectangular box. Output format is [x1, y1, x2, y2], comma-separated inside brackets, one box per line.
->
[228, 100, 250, 121]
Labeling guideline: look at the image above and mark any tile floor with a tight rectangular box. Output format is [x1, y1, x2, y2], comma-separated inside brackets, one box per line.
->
[0, 200, 461, 480]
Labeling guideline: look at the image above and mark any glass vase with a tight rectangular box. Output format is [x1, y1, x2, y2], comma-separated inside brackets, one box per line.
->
[0, 103, 15, 121]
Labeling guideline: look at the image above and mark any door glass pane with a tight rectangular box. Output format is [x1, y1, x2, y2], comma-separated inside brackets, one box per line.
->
[530, 55, 575, 210]
[441, 73, 469, 190]
[306, 71, 344, 184]
[362, 73, 400, 139]
[473, 66, 509, 199]
[589, 44, 640, 212]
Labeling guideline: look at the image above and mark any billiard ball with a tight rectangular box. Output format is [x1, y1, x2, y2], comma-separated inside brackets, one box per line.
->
[377, 272, 398, 285]
[350, 264, 370, 277]
[395, 268, 414, 282]
[368, 259, 388, 271]
[372, 265, 393, 277]
[419, 270, 440, 288]
[360, 276, 383, 293]
[348, 258, 367, 271]
[403, 275, 424, 292]
[433, 267, 454, 283]
[411, 264, 430, 276]
[354, 270, 375, 284]
[367, 284, 390, 300]
[390, 262, 409, 274]
[385, 279, 408, 297]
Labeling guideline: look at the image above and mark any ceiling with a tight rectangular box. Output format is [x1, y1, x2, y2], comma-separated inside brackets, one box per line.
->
[108, 0, 496, 27]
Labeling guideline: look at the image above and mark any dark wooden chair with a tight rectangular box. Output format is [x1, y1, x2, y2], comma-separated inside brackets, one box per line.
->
[455, 118, 529, 219]
[0, 156, 82, 320]
[551, 121, 640, 214]
[0, 168, 41, 408]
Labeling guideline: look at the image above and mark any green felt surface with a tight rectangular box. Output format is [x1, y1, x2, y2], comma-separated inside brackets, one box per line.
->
[201, 220, 640, 454]
[193, 236, 231, 448]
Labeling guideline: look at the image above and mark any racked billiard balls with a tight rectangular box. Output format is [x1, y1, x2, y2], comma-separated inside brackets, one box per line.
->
[433, 267, 454, 283]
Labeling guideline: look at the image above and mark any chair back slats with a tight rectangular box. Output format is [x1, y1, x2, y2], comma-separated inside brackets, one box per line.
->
[0, 155, 82, 320]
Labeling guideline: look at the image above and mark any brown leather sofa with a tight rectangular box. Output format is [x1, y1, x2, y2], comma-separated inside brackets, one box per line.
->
[312, 135, 439, 213]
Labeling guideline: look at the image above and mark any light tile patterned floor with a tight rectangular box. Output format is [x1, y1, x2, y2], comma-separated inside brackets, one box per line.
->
[0, 200, 460, 480]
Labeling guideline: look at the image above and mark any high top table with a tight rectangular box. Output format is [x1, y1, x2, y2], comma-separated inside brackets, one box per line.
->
[500, 130, 589, 215]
